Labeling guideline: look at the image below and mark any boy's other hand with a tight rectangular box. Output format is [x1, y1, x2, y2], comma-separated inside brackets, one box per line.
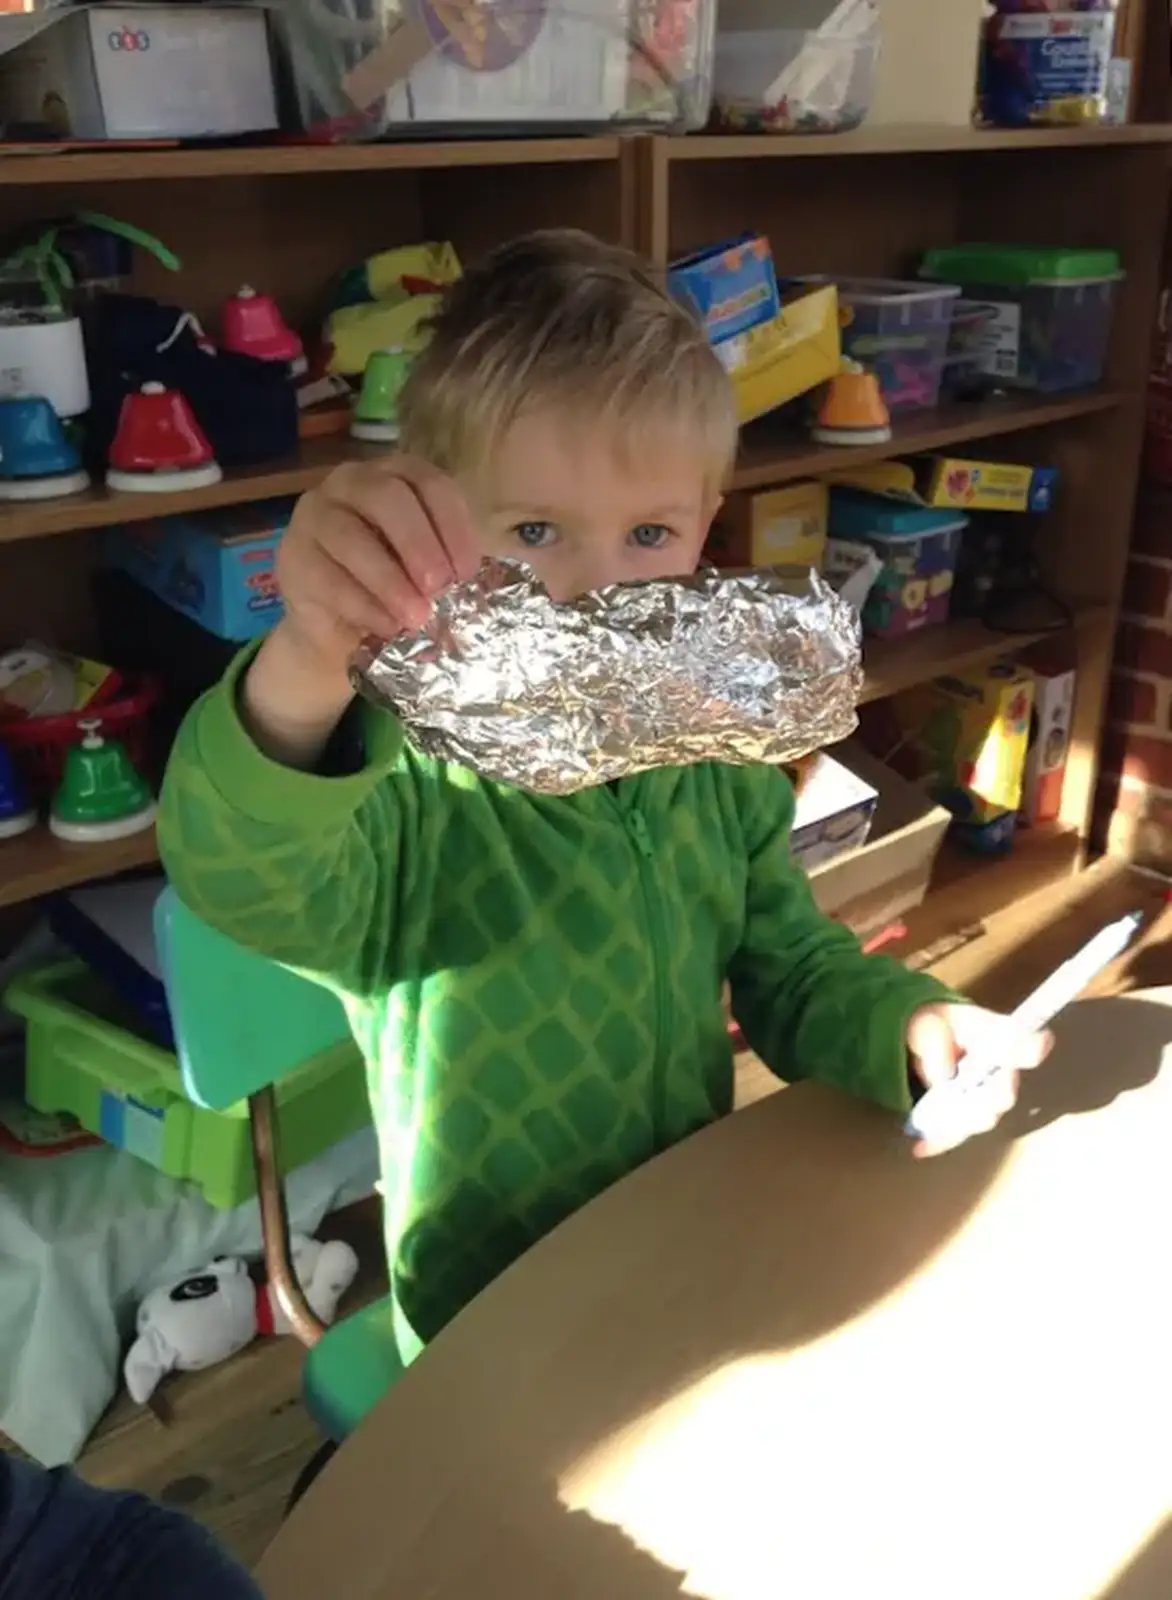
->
[276, 456, 482, 683]
[906, 1002, 1053, 1159]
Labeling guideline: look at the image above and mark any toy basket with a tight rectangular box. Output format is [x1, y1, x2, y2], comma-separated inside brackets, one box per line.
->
[2, 676, 161, 801]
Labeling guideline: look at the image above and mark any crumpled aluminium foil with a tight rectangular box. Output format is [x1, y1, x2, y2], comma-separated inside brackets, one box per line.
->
[349, 560, 863, 795]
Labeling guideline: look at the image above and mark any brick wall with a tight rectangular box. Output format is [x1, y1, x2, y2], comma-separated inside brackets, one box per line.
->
[1098, 485, 1172, 870]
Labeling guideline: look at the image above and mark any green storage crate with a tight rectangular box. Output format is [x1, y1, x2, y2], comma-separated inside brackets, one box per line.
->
[5, 960, 371, 1210]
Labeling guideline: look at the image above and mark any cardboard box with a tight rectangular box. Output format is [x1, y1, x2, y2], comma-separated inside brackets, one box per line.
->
[864, 660, 1036, 825]
[708, 480, 828, 572]
[668, 234, 780, 348]
[1021, 644, 1076, 825]
[104, 498, 292, 642]
[827, 455, 1060, 515]
[807, 745, 951, 934]
[0, 5, 278, 140]
[915, 456, 1059, 515]
[790, 752, 879, 872]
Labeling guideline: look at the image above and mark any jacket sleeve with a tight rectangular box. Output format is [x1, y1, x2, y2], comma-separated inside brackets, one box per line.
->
[727, 766, 954, 1113]
[157, 644, 411, 999]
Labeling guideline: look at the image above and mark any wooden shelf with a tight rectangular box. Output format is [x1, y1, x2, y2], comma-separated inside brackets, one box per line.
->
[667, 124, 1172, 163]
[732, 390, 1132, 492]
[860, 604, 1109, 705]
[0, 436, 378, 545]
[0, 826, 159, 910]
[0, 392, 1134, 546]
[0, 136, 621, 185]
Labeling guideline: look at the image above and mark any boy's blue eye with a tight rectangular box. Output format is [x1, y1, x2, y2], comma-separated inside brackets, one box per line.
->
[630, 523, 672, 550]
[514, 521, 558, 549]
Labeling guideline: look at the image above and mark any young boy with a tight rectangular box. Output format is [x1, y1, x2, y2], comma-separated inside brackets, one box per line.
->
[159, 229, 1046, 1362]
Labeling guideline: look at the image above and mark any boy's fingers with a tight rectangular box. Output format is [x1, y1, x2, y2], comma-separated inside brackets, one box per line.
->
[907, 1005, 960, 1091]
[331, 472, 455, 599]
[314, 510, 431, 630]
[386, 456, 483, 585]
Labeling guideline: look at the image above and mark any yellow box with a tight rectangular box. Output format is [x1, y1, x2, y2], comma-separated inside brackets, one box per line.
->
[870, 660, 1036, 824]
[706, 480, 828, 571]
[915, 456, 1059, 514]
[721, 283, 841, 425]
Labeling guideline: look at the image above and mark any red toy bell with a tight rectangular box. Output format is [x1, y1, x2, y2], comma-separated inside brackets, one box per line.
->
[221, 284, 306, 376]
[107, 382, 223, 494]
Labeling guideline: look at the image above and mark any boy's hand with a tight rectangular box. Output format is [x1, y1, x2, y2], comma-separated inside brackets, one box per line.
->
[906, 1002, 1053, 1158]
[276, 456, 481, 681]
[243, 458, 481, 769]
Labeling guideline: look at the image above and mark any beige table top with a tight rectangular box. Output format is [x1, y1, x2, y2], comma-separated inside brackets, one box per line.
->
[259, 989, 1172, 1600]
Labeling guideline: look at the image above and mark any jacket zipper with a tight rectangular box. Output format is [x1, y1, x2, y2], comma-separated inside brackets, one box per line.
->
[625, 806, 670, 1147]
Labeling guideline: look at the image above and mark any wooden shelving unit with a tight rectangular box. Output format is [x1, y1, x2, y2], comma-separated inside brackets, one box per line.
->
[0, 121, 1168, 960]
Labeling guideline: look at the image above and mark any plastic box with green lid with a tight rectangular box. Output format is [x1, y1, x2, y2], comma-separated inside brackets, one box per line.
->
[4, 960, 371, 1210]
[919, 245, 1123, 394]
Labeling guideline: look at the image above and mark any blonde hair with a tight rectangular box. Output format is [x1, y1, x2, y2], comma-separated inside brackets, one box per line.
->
[398, 229, 738, 492]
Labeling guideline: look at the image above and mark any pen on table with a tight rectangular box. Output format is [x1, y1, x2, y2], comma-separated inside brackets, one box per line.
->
[905, 910, 1146, 1145]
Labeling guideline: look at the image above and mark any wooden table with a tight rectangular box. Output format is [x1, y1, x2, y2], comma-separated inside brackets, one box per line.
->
[259, 988, 1172, 1600]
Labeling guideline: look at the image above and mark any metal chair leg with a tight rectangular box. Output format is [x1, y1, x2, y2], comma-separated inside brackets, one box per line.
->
[248, 1087, 326, 1349]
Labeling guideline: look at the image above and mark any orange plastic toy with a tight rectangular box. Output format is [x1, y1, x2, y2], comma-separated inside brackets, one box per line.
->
[812, 360, 892, 447]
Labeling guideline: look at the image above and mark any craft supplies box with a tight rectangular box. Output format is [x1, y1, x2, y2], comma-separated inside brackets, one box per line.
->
[4, 961, 371, 1211]
[920, 245, 1123, 393]
[913, 455, 1059, 514]
[669, 235, 781, 347]
[712, 0, 881, 135]
[797, 276, 961, 413]
[708, 481, 828, 571]
[828, 488, 966, 638]
[790, 750, 878, 872]
[269, 0, 715, 135]
[104, 498, 292, 643]
[0, 5, 278, 141]
[806, 745, 951, 935]
[721, 283, 841, 424]
[865, 659, 1036, 827]
[1021, 643, 1076, 826]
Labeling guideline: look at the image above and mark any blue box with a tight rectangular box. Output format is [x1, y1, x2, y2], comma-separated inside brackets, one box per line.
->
[668, 233, 780, 347]
[104, 498, 293, 641]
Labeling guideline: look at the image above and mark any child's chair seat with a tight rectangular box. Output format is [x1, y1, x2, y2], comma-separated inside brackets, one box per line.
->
[303, 1293, 405, 1441]
[154, 886, 402, 1439]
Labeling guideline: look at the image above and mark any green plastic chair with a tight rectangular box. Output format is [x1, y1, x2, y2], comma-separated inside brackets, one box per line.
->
[154, 886, 405, 1440]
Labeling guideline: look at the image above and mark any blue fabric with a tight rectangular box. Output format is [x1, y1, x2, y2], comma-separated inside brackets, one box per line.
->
[0, 1455, 261, 1599]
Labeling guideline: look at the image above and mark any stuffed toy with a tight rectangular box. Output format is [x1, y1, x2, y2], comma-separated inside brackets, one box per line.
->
[123, 1233, 359, 1405]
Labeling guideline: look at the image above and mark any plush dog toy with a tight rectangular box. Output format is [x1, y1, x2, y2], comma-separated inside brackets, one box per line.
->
[124, 1233, 359, 1405]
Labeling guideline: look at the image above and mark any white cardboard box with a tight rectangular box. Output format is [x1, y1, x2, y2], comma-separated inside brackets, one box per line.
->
[791, 751, 879, 872]
[0, 5, 277, 140]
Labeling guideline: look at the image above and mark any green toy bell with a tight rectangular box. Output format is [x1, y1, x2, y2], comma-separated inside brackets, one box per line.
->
[350, 347, 410, 444]
[50, 719, 155, 844]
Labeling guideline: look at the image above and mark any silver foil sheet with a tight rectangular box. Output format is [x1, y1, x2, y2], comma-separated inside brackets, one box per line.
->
[350, 560, 863, 794]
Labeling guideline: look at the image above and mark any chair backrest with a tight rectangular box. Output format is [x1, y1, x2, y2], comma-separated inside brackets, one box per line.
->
[154, 885, 350, 1110]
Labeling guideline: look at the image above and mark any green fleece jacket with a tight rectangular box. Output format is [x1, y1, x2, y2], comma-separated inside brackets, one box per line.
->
[158, 646, 948, 1356]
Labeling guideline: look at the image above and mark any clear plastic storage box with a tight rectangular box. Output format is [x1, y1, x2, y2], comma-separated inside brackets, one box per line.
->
[268, 0, 716, 135]
[799, 276, 961, 412]
[920, 245, 1123, 393]
[712, 24, 879, 132]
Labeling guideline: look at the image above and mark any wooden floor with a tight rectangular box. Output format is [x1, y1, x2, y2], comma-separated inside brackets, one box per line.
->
[7, 855, 1172, 1567]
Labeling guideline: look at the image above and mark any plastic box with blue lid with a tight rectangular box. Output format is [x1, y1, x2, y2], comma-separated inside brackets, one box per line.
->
[104, 497, 293, 642]
[919, 245, 1123, 393]
[829, 488, 968, 639]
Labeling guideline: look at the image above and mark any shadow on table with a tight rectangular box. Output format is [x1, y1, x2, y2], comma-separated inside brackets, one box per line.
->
[1006, 994, 1171, 1144]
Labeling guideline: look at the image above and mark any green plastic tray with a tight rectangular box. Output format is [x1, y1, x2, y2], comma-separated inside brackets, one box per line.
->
[5, 960, 371, 1210]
